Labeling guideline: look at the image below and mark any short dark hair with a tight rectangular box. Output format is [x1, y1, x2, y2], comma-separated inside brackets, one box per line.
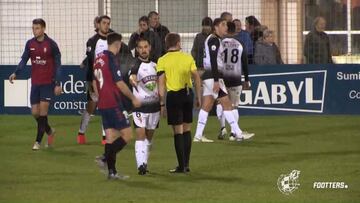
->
[98, 15, 111, 23]
[148, 11, 159, 18]
[201, 17, 213, 26]
[165, 33, 180, 50]
[107, 32, 122, 45]
[233, 19, 241, 23]
[136, 38, 150, 47]
[245, 15, 261, 27]
[220, 12, 232, 19]
[227, 22, 236, 34]
[213, 18, 226, 27]
[139, 16, 149, 24]
[32, 18, 46, 28]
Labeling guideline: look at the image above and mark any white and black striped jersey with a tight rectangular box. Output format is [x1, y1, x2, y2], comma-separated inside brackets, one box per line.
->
[222, 36, 249, 87]
[85, 34, 108, 81]
[130, 58, 160, 113]
[202, 34, 224, 81]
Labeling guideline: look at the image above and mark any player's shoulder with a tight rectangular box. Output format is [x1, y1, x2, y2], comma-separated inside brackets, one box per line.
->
[25, 38, 36, 46]
[178, 51, 193, 60]
[149, 61, 157, 67]
[87, 33, 101, 44]
[207, 34, 221, 45]
[45, 35, 59, 47]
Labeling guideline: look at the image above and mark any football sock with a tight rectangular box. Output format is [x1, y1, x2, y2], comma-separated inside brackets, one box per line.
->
[135, 140, 146, 168]
[79, 110, 91, 134]
[216, 104, 225, 128]
[35, 116, 47, 143]
[195, 109, 209, 139]
[223, 110, 242, 136]
[183, 131, 192, 168]
[144, 138, 152, 164]
[105, 143, 116, 174]
[174, 133, 185, 170]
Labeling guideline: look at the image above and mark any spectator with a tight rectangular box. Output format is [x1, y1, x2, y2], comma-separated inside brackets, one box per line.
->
[220, 11, 233, 22]
[254, 29, 283, 65]
[233, 19, 254, 64]
[191, 17, 212, 70]
[129, 16, 162, 62]
[304, 16, 333, 64]
[148, 11, 170, 55]
[245, 15, 262, 43]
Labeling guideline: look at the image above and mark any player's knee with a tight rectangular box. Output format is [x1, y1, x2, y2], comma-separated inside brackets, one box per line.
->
[202, 99, 213, 112]
[220, 97, 233, 110]
[136, 132, 146, 140]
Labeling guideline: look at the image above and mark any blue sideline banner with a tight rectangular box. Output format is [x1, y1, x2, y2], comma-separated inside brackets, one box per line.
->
[0, 64, 359, 115]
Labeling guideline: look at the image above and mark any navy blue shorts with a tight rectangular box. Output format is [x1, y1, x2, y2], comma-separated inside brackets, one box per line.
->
[100, 107, 130, 130]
[30, 84, 55, 105]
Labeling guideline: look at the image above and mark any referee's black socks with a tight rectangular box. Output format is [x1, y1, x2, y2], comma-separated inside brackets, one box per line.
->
[174, 133, 185, 170]
[183, 131, 192, 169]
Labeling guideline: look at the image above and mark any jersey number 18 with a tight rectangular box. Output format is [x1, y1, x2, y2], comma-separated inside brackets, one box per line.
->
[223, 48, 239, 64]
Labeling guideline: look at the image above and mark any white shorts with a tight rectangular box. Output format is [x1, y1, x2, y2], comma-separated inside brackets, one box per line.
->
[227, 85, 243, 107]
[202, 78, 228, 99]
[132, 111, 160, 130]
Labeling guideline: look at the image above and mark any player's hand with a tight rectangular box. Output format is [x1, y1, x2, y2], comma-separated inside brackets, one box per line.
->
[90, 92, 99, 102]
[54, 85, 62, 96]
[160, 106, 167, 118]
[195, 97, 201, 109]
[132, 98, 141, 108]
[242, 81, 251, 90]
[213, 81, 220, 93]
[129, 75, 138, 87]
[9, 73, 16, 84]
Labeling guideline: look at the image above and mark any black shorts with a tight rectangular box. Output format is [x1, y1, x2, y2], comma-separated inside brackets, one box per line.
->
[166, 88, 193, 125]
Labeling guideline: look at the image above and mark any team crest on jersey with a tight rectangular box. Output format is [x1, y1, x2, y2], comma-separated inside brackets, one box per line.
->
[145, 82, 157, 92]
[211, 45, 217, 51]
[87, 46, 91, 52]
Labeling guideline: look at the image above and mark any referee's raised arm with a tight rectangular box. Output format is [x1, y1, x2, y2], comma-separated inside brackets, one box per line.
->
[156, 33, 201, 173]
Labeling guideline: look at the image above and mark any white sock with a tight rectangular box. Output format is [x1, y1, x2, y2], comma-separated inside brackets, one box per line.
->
[144, 138, 152, 164]
[216, 104, 225, 128]
[231, 109, 239, 134]
[79, 111, 91, 134]
[223, 110, 242, 136]
[195, 109, 209, 139]
[101, 125, 106, 137]
[135, 140, 146, 168]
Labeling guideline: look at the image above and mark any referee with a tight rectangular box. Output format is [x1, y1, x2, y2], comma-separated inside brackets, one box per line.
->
[157, 33, 201, 173]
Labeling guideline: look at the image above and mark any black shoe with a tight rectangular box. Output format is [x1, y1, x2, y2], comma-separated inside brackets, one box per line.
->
[144, 163, 149, 173]
[169, 166, 186, 173]
[138, 164, 147, 175]
[218, 127, 227, 140]
[185, 167, 190, 172]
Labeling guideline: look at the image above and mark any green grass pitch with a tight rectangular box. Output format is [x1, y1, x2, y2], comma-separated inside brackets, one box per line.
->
[0, 115, 359, 203]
